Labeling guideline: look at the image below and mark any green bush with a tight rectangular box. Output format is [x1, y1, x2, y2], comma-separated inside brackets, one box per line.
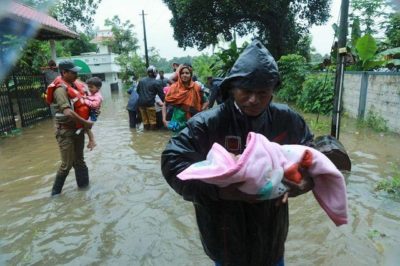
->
[376, 164, 400, 197]
[296, 73, 334, 114]
[365, 108, 388, 132]
[277, 54, 309, 102]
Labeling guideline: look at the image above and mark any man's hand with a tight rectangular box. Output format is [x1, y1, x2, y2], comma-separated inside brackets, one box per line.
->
[282, 167, 314, 198]
[83, 120, 94, 130]
[218, 182, 260, 203]
[64, 108, 94, 129]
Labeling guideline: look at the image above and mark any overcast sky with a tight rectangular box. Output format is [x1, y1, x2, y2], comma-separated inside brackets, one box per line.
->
[93, 0, 341, 60]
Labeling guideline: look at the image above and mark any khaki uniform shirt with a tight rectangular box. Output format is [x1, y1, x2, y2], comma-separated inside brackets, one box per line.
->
[53, 87, 75, 128]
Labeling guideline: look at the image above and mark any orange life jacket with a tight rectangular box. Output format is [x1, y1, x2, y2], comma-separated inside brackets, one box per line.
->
[46, 76, 89, 128]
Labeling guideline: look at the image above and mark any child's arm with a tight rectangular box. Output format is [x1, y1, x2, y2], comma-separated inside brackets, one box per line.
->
[84, 94, 102, 109]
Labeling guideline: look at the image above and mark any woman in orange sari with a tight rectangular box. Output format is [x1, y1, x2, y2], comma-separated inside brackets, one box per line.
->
[164, 65, 207, 132]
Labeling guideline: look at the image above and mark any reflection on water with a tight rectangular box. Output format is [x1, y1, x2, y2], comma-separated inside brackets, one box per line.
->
[1, 96, 399, 265]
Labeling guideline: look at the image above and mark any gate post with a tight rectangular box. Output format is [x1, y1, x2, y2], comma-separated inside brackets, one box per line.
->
[357, 71, 369, 119]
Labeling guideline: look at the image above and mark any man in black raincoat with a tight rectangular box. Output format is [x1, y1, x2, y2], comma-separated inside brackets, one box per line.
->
[161, 40, 315, 266]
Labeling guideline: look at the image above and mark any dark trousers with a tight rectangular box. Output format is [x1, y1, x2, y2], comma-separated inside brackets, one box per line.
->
[156, 111, 164, 129]
[52, 129, 89, 195]
[128, 110, 138, 128]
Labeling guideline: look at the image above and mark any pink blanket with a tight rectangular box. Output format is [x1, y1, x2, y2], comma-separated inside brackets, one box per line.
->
[177, 132, 348, 226]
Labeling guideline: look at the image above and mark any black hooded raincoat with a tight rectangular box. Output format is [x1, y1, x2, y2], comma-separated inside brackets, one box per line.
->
[161, 41, 314, 266]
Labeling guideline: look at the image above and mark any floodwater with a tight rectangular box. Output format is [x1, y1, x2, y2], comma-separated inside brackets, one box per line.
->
[1, 94, 399, 266]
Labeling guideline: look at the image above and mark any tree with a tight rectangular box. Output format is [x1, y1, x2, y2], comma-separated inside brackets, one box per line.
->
[350, 17, 362, 49]
[295, 35, 313, 62]
[162, 0, 331, 58]
[102, 16, 141, 84]
[210, 41, 248, 77]
[62, 33, 97, 56]
[147, 47, 170, 72]
[21, 0, 102, 33]
[15, 40, 50, 72]
[192, 54, 217, 83]
[116, 54, 146, 84]
[386, 12, 400, 47]
[103, 16, 140, 55]
[350, 0, 389, 36]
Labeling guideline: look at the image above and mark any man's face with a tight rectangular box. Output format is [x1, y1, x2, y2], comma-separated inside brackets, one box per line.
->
[62, 70, 78, 83]
[232, 87, 274, 117]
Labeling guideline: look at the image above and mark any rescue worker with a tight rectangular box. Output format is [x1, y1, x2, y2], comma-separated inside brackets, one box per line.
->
[161, 40, 315, 265]
[47, 60, 93, 196]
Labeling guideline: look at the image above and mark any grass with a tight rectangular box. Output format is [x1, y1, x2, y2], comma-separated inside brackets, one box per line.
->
[375, 164, 400, 197]
[361, 108, 389, 133]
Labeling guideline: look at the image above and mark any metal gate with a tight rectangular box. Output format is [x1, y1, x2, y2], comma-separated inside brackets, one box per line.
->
[11, 71, 51, 127]
[0, 79, 16, 134]
[0, 71, 52, 134]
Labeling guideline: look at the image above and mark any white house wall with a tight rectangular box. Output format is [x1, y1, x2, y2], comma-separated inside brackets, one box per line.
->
[57, 53, 122, 96]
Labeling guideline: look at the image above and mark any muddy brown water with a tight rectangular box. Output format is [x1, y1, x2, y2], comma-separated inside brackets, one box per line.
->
[1, 94, 399, 265]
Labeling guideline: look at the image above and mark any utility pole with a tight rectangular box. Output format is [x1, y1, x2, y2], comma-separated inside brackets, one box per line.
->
[140, 10, 149, 68]
[331, 0, 349, 140]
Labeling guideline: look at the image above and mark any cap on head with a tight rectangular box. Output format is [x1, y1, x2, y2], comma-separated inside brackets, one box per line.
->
[58, 60, 81, 73]
[147, 65, 157, 74]
[219, 40, 280, 98]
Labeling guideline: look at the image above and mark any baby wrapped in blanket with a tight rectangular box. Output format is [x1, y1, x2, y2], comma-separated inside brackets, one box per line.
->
[177, 132, 348, 226]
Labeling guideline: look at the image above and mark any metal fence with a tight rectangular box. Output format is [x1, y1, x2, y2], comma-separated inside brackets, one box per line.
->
[12, 71, 51, 127]
[0, 71, 51, 134]
[0, 80, 16, 134]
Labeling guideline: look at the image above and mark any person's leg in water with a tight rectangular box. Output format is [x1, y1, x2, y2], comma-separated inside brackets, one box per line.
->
[128, 110, 137, 128]
[139, 107, 150, 130]
[147, 106, 157, 130]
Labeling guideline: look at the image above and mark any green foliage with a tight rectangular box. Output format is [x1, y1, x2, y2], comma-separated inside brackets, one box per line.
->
[276, 54, 309, 102]
[192, 54, 217, 83]
[210, 41, 248, 77]
[116, 54, 146, 84]
[364, 107, 388, 132]
[356, 34, 378, 62]
[386, 12, 400, 47]
[104, 15, 139, 55]
[21, 0, 102, 33]
[169, 56, 193, 66]
[102, 15, 143, 84]
[376, 164, 400, 197]
[61, 33, 97, 56]
[16, 40, 51, 72]
[347, 34, 386, 70]
[295, 35, 313, 62]
[350, 0, 388, 35]
[162, 0, 331, 58]
[351, 17, 362, 49]
[149, 47, 170, 72]
[307, 118, 330, 133]
[296, 73, 334, 114]
[0, 128, 22, 138]
[377, 47, 400, 69]
[367, 229, 387, 239]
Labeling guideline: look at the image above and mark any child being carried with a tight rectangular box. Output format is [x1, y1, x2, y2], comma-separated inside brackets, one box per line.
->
[83, 77, 103, 150]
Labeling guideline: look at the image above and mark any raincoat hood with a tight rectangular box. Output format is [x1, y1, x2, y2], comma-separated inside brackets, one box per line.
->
[220, 40, 280, 97]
